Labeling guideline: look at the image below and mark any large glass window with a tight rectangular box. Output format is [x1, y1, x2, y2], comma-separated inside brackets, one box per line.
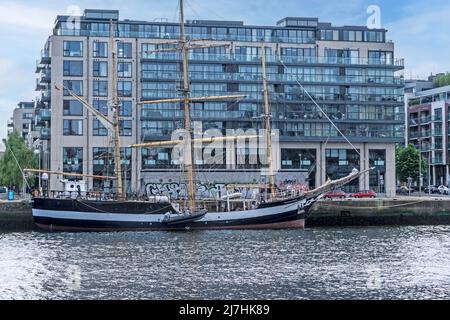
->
[63, 147, 83, 175]
[117, 42, 132, 58]
[118, 62, 132, 77]
[63, 41, 83, 57]
[63, 80, 83, 96]
[120, 120, 132, 136]
[93, 80, 108, 97]
[118, 81, 132, 97]
[120, 100, 132, 117]
[369, 150, 386, 193]
[63, 119, 83, 136]
[93, 120, 108, 136]
[326, 149, 360, 192]
[63, 60, 83, 76]
[63, 100, 83, 116]
[93, 100, 108, 116]
[142, 148, 174, 169]
[93, 61, 108, 77]
[368, 51, 393, 65]
[93, 41, 108, 57]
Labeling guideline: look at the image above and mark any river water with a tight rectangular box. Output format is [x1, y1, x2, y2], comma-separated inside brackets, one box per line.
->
[0, 226, 449, 300]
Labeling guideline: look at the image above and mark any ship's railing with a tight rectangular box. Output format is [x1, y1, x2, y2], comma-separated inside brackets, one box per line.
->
[35, 191, 164, 202]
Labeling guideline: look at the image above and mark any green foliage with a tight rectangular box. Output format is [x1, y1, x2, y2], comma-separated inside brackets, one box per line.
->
[396, 144, 427, 184]
[0, 133, 38, 189]
[433, 73, 450, 88]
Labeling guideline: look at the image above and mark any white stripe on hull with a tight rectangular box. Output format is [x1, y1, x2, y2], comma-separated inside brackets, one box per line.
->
[32, 199, 303, 224]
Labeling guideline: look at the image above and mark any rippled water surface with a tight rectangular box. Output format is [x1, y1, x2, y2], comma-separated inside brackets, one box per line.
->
[0, 226, 449, 299]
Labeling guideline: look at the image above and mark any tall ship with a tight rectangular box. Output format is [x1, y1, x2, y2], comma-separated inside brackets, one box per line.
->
[31, 0, 369, 232]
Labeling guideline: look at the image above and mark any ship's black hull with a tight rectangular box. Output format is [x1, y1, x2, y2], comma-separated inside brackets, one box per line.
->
[32, 197, 314, 232]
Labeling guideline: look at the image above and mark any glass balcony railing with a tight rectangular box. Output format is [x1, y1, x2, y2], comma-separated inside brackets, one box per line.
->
[40, 50, 51, 64]
[41, 90, 51, 102]
[432, 129, 443, 136]
[140, 52, 404, 67]
[432, 158, 444, 165]
[40, 128, 51, 140]
[141, 70, 403, 85]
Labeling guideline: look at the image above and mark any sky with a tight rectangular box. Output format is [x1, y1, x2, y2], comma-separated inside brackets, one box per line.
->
[1, 0, 450, 140]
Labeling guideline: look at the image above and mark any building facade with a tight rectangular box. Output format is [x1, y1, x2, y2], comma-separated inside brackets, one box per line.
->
[35, 9, 404, 196]
[9, 102, 38, 144]
[406, 83, 450, 186]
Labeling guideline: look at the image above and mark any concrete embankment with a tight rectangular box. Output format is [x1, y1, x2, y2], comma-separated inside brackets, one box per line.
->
[2, 197, 450, 231]
[0, 201, 34, 231]
[308, 197, 450, 227]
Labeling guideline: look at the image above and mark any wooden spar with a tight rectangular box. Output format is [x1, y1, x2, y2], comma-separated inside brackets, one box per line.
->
[110, 20, 124, 200]
[131, 135, 260, 149]
[24, 169, 117, 180]
[261, 42, 276, 196]
[55, 84, 114, 131]
[137, 95, 246, 105]
[179, 0, 196, 214]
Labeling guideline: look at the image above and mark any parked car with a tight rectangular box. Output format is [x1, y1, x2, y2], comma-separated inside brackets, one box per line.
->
[351, 190, 377, 199]
[438, 185, 449, 195]
[396, 186, 414, 195]
[424, 185, 440, 194]
[323, 190, 347, 199]
[0, 187, 7, 194]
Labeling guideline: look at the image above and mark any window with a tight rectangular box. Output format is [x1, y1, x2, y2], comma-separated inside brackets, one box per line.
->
[63, 119, 83, 136]
[368, 51, 393, 65]
[63, 147, 83, 174]
[63, 41, 83, 57]
[118, 62, 132, 77]
[93, 120, 108, 136]
[93, 61, 108, 77]
[93, 100, 108, 116]
[63, 80, 83, 96]
[118, 81, 132, 97]
[63, 100, 83, 116]
[23, 113, 34, 120]
[120, 120, 132, 136]
[117, 42, 132, 58]
[120, 100, 132, 117]
[142, 148, 173, 169]
[63, 60, 83, 76]
[93, 41, 108, 58]
[93, 80, 108, 97]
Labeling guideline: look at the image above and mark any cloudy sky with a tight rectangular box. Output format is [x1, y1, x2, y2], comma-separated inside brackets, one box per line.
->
[1, 0, 449, 140]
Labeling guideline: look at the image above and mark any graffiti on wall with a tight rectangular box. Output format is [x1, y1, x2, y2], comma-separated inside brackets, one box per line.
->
[145, 181, 309, 200]
[145, 182, 259, 200]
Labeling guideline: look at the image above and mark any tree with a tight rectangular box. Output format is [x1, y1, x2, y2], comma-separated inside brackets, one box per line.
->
[396, 144, 427, 185]
[0, 132, 38, 190]
[433, 72, 450, 88]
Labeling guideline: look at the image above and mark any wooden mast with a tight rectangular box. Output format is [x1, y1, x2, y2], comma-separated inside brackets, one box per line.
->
[110, 21, 124, 200]
[179, 0, 196, 213]
[261, 43, 276, 196]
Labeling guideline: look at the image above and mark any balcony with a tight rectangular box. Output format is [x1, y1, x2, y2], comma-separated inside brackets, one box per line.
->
[35, 78, 46, 91]
[40, 50, 51, 65]
[432, 129, 443, 137]
[36, 109, 51, 125]
[420, 116, 432, 124]
[40, 127, 51, 140]
[40, 69, 51, 83]
[35, 60, 44, 73]
[140, 52, 404, 69]
[41, 90, 51, 103]
[409, 119, 419, 126]
[432, 158, 444, 165]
